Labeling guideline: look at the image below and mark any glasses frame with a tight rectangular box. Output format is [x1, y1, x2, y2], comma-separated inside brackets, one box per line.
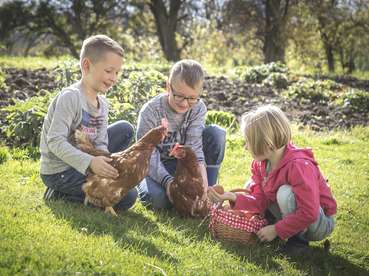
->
[170, 84, 200, 105]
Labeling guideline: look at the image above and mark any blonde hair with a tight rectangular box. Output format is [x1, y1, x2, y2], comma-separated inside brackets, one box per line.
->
[241, 105, 291, 156]
[80, 34, 123, 64]
[168, 59, 204, 90]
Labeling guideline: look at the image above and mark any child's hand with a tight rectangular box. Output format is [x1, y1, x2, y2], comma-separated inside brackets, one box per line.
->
[208, 188, 236, 204]
[90, 156, 119, 178]
[257, 225, 278, 242]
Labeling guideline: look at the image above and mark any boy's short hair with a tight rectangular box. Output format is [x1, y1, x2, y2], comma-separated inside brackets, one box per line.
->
[168, 59, 204, 90]
[241, 105, 291, 156]
[80, 34, 124, 64]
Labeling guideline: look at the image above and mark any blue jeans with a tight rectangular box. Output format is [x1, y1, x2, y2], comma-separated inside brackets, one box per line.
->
[40, 120, 137, 211]
[268, 185, 335, 241]
[137, 124, 226, 209]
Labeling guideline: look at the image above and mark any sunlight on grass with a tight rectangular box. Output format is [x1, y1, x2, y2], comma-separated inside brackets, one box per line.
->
[1, 126, 368, 275]
[0, 55, 70, 69]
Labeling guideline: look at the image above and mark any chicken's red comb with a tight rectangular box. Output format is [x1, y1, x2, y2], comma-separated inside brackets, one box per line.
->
[169, 143, 181, 156]
[161, 118, 168, 129]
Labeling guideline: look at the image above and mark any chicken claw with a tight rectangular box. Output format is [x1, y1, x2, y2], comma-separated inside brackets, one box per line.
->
[105, 206, 118, 217]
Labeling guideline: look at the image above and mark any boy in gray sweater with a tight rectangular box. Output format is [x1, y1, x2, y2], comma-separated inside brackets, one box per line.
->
[137, 59, 226, 209]
[40, 35, 137, 210]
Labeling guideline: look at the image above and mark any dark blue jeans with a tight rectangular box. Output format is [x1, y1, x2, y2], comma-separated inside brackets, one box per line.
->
[137, 124, 226, 209]
[40, 120, 137, 211]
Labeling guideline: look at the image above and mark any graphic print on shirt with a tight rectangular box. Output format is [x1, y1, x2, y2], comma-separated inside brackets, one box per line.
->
[78, 109, 104, 143]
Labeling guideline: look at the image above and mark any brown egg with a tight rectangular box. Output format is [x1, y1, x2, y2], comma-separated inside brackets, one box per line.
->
[212, 185, 224, 194]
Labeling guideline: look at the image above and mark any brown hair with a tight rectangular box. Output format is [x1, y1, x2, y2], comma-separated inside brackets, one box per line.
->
[168, 59, 204, 90]
[80, 34, 123, 64]
[241, 105, 291, 156]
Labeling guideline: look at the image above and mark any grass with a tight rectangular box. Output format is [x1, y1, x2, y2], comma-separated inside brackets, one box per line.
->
[1, 55, 368, 82]
[0, 56, 71, 70]
[1, 126, 369, 275]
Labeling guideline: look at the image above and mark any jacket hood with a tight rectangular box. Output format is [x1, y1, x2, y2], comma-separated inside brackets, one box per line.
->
[274, 142, 317, 172]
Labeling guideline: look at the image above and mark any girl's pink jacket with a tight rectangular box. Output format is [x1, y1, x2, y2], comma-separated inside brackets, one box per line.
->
[232, 143, 337, 240]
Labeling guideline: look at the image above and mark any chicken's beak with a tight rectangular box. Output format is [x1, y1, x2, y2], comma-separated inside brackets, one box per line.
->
[169, 143, 180, 157]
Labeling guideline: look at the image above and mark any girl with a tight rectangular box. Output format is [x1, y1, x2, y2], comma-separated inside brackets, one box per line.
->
[208, 105, 337, 255]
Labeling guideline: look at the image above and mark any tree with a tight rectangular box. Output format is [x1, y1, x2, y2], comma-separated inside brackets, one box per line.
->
[263, 0, 292, 63]
[148, 0, 183, 61]
[306, 0, 369, 73]
[223, 0, 296, 64]
[34, 0, 128, 58]
[305, 0, 342, 72]
[0, 0, 129, 58]
[0, 1, 40, 55]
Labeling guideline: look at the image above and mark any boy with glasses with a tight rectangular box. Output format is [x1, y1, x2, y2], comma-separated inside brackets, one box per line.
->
[136, 59, 226, 209]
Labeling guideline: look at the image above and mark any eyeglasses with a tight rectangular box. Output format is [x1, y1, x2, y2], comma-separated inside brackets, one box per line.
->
[170, 84, 200, 105]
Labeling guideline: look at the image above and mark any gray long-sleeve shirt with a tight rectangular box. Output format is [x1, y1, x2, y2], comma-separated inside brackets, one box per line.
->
[136, 93, 206, 188]
[40, 81, 109, 175]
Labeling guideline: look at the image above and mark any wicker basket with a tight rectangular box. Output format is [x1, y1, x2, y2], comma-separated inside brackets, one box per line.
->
[209, 189, 268, 245]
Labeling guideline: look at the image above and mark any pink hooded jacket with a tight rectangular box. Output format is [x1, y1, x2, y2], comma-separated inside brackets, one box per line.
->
[232, 143, 337, 240]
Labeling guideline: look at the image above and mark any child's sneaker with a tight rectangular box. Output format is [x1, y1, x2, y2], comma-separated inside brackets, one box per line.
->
[279, 235, 311, 257]
[43, 187, 65, 201]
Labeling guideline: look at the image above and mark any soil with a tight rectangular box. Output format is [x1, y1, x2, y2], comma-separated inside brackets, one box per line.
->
[0, 68, 368, 137]
[202, 75, 368, 131]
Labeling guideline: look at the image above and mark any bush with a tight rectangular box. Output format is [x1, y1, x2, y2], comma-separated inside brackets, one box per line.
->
[1, 67, 166, 146]
[10, 148, 29, 160]
[0, 68, 7, 90]
[283, 78, 339, 104]
[239, 62, 289, 84]
[233, 66, 249, 79]
[206, 110, 237, 132]
[124, 63, 171, 76]
[54, 59, 81, 89]
[262, 72, 289, 89]
[2, 90, 54, 147]
[108, 69, 166, 125]
[0, 146, 10, 164]
[340, 89, 369, 112]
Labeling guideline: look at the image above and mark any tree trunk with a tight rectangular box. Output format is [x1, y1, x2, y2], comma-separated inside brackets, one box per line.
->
[263, 0, 289, 63]
[149, 0, 182, 61]
[323, 40, 335, 72]
[310, 1, 340, 73]
[347, 53, 355, 74]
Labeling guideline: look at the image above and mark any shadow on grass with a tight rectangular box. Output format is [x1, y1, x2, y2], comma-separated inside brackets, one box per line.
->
[152, 211, 368, 275]
[284, 245, 369, 276]
[216, 239, 369, 276]
[45, 200, 179, 264]
[44, 200, 368, 275]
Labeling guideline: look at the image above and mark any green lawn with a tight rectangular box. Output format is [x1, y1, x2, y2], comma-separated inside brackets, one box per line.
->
[1, 126, 368, 275]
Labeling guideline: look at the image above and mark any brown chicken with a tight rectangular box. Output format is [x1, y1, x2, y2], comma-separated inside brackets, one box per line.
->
[74, 119, 168, 216]
[168, 143, 210, 217]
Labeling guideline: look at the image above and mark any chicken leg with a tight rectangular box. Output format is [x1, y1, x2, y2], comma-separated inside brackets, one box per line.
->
[105, 206, 118, 217]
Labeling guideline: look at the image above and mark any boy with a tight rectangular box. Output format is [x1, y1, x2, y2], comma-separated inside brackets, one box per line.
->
[136, 59, 226, 209]
[40, 34, 137, 211]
